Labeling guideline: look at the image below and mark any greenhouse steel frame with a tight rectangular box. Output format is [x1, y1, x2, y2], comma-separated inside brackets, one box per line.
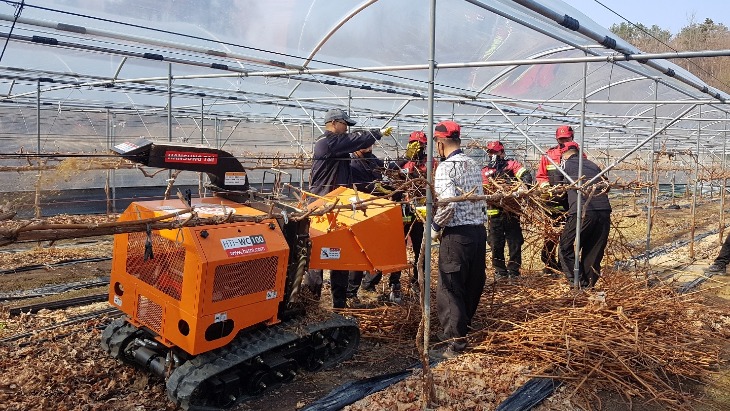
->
[1, 0, 730, 375]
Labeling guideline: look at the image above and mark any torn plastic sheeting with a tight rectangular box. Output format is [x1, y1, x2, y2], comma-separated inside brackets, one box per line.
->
[299, 367, 416, 411]
[495, 377, 563, 411]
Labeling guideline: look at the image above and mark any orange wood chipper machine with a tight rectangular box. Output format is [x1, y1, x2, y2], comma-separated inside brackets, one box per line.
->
[102, 139, 407, 410]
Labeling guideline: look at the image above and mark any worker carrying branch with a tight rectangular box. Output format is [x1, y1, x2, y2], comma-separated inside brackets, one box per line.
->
[303, 108, 392, 308]
[535, 125, 575, 276]
[481, 140, 532, 279]
[557, 141, 612, 288]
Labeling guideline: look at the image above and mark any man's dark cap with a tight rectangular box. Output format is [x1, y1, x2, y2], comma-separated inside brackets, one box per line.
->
[324, 108, 356, 126]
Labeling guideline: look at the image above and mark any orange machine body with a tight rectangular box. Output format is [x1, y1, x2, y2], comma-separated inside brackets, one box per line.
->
[307, 187, 409, 274]
[109, 189, 409, 357]
[109, 197, 290, 355]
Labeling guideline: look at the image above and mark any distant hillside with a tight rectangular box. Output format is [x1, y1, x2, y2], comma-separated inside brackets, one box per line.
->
[610, 18, 730, 92]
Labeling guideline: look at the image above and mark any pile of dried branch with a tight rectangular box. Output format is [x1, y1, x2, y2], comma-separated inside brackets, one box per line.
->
[339, 303, 422, 343]
[473, 271, 730, 410]
[344, 271, 730, 410]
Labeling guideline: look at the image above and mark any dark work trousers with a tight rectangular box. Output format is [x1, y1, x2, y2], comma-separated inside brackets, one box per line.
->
[436, 224, 487, 351]
[559, 211, 611, 288]
[329, 270, 349, 308]
[487, 212, 524, 276]
[358, 270, 399, 291]
[541, 211, 564, 273]
[713, 231, 730, 266]
[302, 269, 349, 308]
[355, 220, 425, 291]
[347, 271, 367, 296]
[407, 220, 425, 285]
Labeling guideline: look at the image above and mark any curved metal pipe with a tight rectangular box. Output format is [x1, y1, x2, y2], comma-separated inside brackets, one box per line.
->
[303, 0, 379, 68]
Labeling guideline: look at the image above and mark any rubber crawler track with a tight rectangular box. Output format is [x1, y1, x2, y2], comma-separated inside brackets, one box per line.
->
[167, 314, 359, 410]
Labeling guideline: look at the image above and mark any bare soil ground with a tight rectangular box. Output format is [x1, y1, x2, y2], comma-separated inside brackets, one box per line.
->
[1, 197, 729, 411]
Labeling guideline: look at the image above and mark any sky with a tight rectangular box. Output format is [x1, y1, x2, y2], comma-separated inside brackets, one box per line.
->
[568, 0, 730, 34]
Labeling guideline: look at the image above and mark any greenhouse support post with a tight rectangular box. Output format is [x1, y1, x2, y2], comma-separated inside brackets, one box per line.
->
[199, 97, 204, 198]
[572, 56, 588, 288]
[721, 113, 728, 241]
[34, 78, 41, 218]
[690, 106, 702, 258]
[106, 109, 111, 214]
[421, 0, 437, 407]
[645, 80, 659, 267]
[215, 116, 221, 149]
[105, 110, 117, 214]
[168, 63, 173, 181]
[298, 125, 304, 190]
[36, 78, 40, 154]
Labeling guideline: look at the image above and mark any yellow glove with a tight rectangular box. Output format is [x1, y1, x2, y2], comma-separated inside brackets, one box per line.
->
[539, 182, 551, 200]
[373, 182, 393, 194]
[380, 126, 393, 137]
[404, 141, 421, 160]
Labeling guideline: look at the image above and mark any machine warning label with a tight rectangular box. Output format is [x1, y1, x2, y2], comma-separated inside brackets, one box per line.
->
[320, 247, 341, 260]
[165, 151, 219, 165]
[224, 171, 248, 185]
[221, 234, 267, 257]
[113, 141, 139, 153]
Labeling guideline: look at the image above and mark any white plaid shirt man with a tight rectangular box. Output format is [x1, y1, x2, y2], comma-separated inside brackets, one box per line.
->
[429, 120, 488, 358]
[433, 151, 486, 227]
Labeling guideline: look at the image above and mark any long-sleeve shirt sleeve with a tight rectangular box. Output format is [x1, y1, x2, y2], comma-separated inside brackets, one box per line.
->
[310, 129, 382, 196]
[536, 145, 562, 185]
[433, 161, 458, 228]
[325, 129, 381, 159]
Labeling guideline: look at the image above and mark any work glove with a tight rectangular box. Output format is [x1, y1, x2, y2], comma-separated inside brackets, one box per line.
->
[380, 126, 393, 137]
[538, 183, 552, 200]
[404, 141, 422, 160]
[430, 226, 442, 242]
[513, 185, 529, 197]
[373, 182, 393, 195]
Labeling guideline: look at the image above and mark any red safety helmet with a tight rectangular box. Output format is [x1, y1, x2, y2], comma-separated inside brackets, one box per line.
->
[555, 125, 574, 139]
[409, 131, 427, 143]
[434, 120, 461, 139]
[560, 141, 580, 153]
[486, 140, 504, 153]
